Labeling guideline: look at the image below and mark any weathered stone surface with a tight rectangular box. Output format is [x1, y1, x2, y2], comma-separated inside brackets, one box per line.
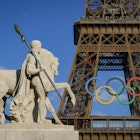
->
[0, 121, 79, 140]
[0, 130, 79, 140]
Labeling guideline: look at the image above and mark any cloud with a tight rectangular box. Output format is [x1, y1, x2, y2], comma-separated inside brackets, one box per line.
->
[0, 66, 6, 69]
[117, 93, 128, 101]
[97, 90, 114, 101]
[112, 74, 125, 80]
[23, 10, 31, 17]
[92, 111, 107, 116]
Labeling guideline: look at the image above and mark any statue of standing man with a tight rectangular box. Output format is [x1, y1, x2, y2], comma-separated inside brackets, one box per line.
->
[10, 40, 76, 124]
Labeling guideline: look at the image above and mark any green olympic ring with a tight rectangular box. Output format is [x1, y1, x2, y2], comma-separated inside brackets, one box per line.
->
[116, 86, 136, 105]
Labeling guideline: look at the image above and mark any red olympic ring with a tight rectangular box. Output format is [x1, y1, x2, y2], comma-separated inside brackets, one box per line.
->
[116, 86, 136, 105]
[126, 77, 140, 97]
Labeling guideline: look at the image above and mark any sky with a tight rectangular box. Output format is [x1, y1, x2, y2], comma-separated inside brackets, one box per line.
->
[0, 0, 132, 121]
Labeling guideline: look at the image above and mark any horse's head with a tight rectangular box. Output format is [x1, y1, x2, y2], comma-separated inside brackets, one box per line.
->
[51, 57, 59, 76]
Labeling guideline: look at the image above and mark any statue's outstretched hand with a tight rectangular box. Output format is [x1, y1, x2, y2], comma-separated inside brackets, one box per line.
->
[39, 64, 45, 71]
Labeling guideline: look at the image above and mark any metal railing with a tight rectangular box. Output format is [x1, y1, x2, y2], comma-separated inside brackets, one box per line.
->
[57, 116, 140, 132]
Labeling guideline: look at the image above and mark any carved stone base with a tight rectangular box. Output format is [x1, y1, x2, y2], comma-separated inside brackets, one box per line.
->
[0, 120, 79, 140]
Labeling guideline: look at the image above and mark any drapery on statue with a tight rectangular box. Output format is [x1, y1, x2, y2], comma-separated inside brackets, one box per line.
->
[0, 40, 76, 124]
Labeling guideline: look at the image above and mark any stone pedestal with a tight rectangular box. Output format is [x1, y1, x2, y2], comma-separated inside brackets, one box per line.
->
[0, 120, 79, 140]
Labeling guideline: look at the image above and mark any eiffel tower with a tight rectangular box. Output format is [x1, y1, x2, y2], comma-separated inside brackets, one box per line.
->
[58, 0, 140, 139]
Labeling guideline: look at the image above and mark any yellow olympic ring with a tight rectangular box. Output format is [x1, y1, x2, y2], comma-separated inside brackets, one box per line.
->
[96, 86, 115, 105]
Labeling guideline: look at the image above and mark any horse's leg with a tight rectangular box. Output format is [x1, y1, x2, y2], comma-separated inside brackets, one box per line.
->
[45, 96, 63, 125]
[0, 84, 9, 124]
[0, 82, 8, 100]
[53, 83, 76, 106]
[0, 99, 5, 124]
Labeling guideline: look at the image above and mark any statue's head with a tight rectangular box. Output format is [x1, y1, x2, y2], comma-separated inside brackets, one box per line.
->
[31, 40, 41, 54]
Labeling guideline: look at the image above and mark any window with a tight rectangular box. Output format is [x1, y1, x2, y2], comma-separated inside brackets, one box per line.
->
[92, 120, 107, 129]
[125, 120, 139, 129]
[109, 120, 123, 129]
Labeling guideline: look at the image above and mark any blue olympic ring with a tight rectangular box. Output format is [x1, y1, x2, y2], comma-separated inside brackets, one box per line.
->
[85, 77, 104, 96]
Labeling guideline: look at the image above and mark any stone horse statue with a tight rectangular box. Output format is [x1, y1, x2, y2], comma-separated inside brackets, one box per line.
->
[0, 70, 20, 123]
[0, 44, 76, 124]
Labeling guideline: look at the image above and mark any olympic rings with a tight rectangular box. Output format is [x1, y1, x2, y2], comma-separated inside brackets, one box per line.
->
[85, 77, 140, 105]
[116, 86, 136, 105]
[85, 77, 104, 96]
[126, 77, 140, 96]
[96, 86, 115, 105]
[106, 77, 125, 96]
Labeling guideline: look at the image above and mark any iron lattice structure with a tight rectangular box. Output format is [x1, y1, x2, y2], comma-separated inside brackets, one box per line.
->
[57, 0, 140, 139]
[58, 0, 140, 118]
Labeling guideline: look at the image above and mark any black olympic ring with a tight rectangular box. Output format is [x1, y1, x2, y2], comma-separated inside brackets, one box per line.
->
[106, 77, 125, 96]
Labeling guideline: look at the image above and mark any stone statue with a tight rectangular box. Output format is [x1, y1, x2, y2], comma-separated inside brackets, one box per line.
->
[0, 40, 76, 124]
